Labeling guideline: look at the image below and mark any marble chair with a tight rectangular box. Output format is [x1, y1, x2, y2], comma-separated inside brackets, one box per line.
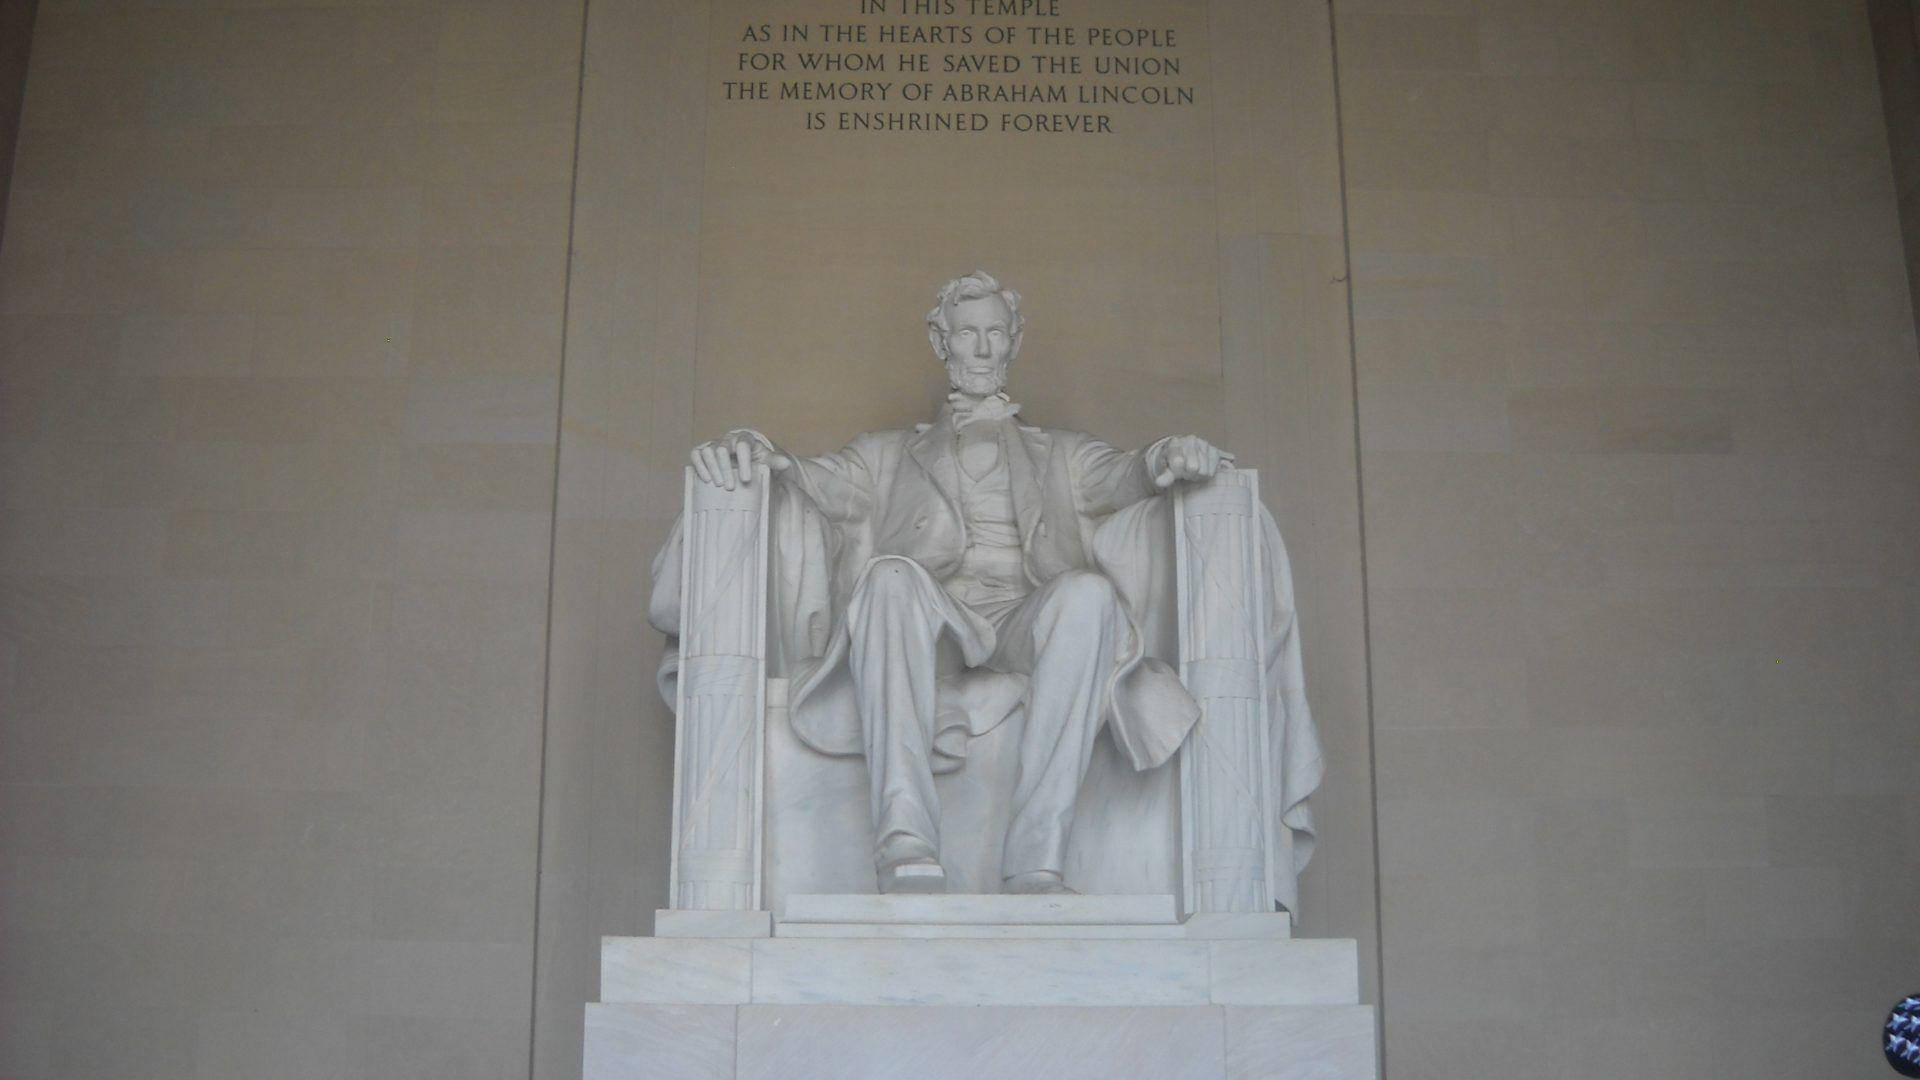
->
[653, 465, 1316, 919]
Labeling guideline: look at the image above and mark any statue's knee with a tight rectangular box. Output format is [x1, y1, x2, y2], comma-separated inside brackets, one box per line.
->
[1048, 570, 1119, 617]
[859, 560, 922, 607]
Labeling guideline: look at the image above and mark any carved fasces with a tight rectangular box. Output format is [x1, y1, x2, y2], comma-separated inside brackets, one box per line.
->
[668, 465, 770, 910]
[1175, 469, 1274, 914]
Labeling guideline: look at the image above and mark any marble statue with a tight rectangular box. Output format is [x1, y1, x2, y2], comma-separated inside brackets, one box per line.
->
[649, 272, 1322, 910]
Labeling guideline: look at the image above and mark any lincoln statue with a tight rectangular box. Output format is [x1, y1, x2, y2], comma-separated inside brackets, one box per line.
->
[675, 270, 1254, 896]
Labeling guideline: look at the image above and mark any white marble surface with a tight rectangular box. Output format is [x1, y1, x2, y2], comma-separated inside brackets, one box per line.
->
[780, 892, 1177, 925]
[584, 1004, 734, 1080]
[583, 1003, 1378, 1080]
[1208, 940, 1358, 1006]
[600, 935, 1360, 1007]
[1182, 911, 1293, 939]
[600, 938, 750, 1004]
[590, 930, 1371, 1077]
[776, 921, 1190, 939]
[749, 938, 1212, 1006]
[1225, 1005, 1378, 1080]
[1176, 468, 1279, 913]
[654, 908, 771, 938]
[770, 901, 1290, 939]
[666, 465, 768, 911]
[735, 1005, 1229, 1080]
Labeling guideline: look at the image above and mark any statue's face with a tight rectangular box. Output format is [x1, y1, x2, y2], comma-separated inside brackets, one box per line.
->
[939, 295, 1018, 396]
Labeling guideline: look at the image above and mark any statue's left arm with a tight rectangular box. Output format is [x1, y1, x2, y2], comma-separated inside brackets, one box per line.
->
[1069, 433, 1235, 514]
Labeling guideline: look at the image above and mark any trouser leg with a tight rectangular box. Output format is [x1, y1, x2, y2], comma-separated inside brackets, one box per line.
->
[846, 559, 945, 868]
[991, 570, 1123, 880]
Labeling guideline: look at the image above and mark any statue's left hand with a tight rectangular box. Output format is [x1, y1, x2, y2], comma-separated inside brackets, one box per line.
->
[691, 429, 792, 491]
[1151, 435, 1235, 489]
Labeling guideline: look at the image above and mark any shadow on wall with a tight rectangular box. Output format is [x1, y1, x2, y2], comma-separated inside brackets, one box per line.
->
[0, 0, 38, 247]
[1865, 0, 1920, 347]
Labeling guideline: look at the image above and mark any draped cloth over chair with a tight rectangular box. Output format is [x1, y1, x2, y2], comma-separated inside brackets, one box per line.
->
[651, 466, 1323, 917]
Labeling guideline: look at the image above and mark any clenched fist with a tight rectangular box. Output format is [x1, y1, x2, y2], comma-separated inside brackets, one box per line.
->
[1149, 434, 1235, 489]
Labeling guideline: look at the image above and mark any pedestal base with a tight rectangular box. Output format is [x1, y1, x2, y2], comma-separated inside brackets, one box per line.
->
[587, 1001, 1377, 1080]
[587, 898, 1376, 1079]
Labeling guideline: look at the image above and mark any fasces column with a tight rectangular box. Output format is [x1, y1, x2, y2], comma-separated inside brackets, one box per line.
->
[1175, 469, 1275, 914]
[668, 466, 769, 910]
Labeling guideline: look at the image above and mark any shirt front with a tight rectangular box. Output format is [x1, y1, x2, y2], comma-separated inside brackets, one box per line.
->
[942, 423, 1031, 616]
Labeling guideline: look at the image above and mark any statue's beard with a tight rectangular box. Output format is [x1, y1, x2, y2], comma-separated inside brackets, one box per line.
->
[947, 361, 1009, 397]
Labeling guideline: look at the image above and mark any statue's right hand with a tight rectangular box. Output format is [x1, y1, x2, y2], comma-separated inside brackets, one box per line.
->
[691, 430, 791, 490]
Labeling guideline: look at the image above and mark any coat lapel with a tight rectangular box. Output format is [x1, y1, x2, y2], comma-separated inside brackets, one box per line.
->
[907, 417, 964, 521]
[1004, 424, 1051, 546]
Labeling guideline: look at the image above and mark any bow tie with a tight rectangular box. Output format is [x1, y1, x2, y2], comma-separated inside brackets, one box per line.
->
[947, 392, 1021, 429]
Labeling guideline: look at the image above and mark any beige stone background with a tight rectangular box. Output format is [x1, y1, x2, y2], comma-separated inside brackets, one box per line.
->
[1338, 0, 1920, 1074]
[0, 3, 582, 1077]
[0, 3, 1914, 1080]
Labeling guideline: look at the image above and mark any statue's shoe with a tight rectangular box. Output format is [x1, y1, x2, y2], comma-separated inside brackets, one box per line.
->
[1002, 870, 1079, 895]
[878, 857, 947, 894]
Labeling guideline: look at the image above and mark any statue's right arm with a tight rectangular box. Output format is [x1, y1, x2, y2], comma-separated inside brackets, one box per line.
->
[778, 434, 879, 524]
[691, 429, 790, 490]
[691, 429, 876, 523]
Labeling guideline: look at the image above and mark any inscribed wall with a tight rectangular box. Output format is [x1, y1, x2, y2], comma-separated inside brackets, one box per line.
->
[531, 1, 1375, 1076]
[1334, 0, 1920, 1075]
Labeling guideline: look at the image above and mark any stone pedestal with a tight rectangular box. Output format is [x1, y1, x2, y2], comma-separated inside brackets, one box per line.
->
[584, 896, 1376, 1079]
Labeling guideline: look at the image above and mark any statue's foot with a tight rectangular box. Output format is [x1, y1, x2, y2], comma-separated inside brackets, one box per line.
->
[1002, 870, 1079, 895]
[878, 857, 947, 894]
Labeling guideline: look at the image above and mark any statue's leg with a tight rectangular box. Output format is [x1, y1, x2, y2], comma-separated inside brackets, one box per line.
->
[845, 558, 948, 884]
[990, 570, 1123, 886]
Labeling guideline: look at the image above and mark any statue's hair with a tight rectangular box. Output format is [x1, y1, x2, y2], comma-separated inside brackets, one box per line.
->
[926, 270, 1024, 359]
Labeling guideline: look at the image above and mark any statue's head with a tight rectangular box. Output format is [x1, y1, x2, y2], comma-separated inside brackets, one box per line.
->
[927, 270, 1024, 396]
